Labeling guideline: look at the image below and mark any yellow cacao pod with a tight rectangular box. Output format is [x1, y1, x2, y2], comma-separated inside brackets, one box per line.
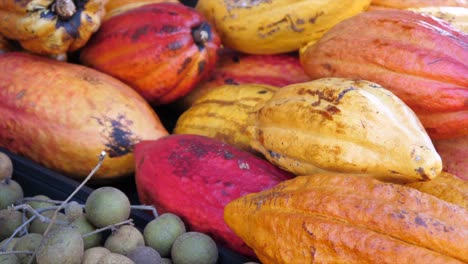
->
[174, 84, 278, 152]
[195, 0, 372, 54]
[224, 173, 468, 264]
[247, 77, 442, 183]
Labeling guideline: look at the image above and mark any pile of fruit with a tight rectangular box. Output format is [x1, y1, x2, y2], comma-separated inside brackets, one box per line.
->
[0, 0, 467, 263]
[0, 151, 221, 264]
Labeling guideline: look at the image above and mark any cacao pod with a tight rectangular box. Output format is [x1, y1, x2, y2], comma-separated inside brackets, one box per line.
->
[80, 3, 221, 105]
[247, 78, 442, 183]
[195, 0, 372, 54]
[176, 49, 310, 111]
[104, 0, 179, 20]
[433, 136, 468, 180]
[407, 6, 468, 33]
[224, 173, 468, 263]
[300, 9, 468, 139]
[0, 52, 168, 181]
[0, 0, 106, 56]
[370, 0, 468, 9]
[405, 172, 468, 209]
[134, 134, 293, 258]
[174, 84, 278, 153]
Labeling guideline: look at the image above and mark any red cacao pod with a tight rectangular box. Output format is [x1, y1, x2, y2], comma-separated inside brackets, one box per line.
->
[134, 134, 293, 258]
[176, 49, 310, 110]
[300, 10, 468, 139]
[80, 3, 221, 105]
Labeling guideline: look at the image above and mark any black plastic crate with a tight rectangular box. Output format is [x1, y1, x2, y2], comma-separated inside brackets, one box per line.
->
[1, 147, 252, 264]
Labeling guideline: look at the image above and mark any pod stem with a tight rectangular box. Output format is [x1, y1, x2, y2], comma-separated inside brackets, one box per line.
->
[51, 0, 77, 20]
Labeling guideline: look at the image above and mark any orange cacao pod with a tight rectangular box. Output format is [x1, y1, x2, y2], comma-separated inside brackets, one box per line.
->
[80, 3, 221, 105]
[300, 10, 468, 139]
[225, 173, 468, 263]
[0, 52, 168, 181]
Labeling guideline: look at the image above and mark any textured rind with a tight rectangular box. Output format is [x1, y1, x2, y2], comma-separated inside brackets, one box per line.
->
[195, 0, 371, 54]
[104, 0, 179, 20]
[0, 52, 168, 180]
[0, 0, 106, 55]
[406, 172, 468, 209]
[224, 173, 468, 264]
[80, 2, 221, 105]
[433, 136, 468, 180]
[177, 50, 310, 110]
[174, 84, 278, 152]
[300, 9, 468, 139]
[134, 134, 293, 257]
[247, 77, 442, 183]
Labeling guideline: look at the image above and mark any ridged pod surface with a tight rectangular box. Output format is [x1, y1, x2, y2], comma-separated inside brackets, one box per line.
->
[0, 0, 106, 55]
[174, 84, 278, 153]
[134, 134, 293, 257]
[80, 3, 221, 105]
[224, 173, 468, 264]
[177, 49, 310, 110]
[247, 78, 442, 183]
[433, 136, 468, 180]
[195, 0, 371, 54]
[104, 0, 179, 20]
[300, 10, 468, 139]
[405, 172, 468, 209]
[0, 52, 168, 181]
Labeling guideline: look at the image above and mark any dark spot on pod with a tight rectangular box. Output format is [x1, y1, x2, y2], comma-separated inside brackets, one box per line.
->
[198, 60, 206, 75]
[167, 41, 183, 50]
[93, 114, 139, 157]
[309, 11, 324, 24]
[415, 167, 430, 181]
[268, 150, 282, 159]
[185, 142, 209, 158]
[177, 57, 192, 74]
[161, 25, 179, 34]
[335, 87, 355, 103]
[223, 151, 234, 160]
[415, 216, 427, 227]
[325, 105, 340, 115]
[258, 90, 267, 94]
[131, 25, 149, 42]
[224, 78, 239, 85]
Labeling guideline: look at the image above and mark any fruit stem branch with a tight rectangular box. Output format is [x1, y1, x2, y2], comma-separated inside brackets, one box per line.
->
[26, 151, 107, 264]
[11, 204, 46, 222]
[21, 197, 63, 205]
[42, 151, 107, 237]
[130, 205, 159, 218]
[82, 218, 134, 238]
[0, 215, 36, 252]
[0, 251, 34, 255]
